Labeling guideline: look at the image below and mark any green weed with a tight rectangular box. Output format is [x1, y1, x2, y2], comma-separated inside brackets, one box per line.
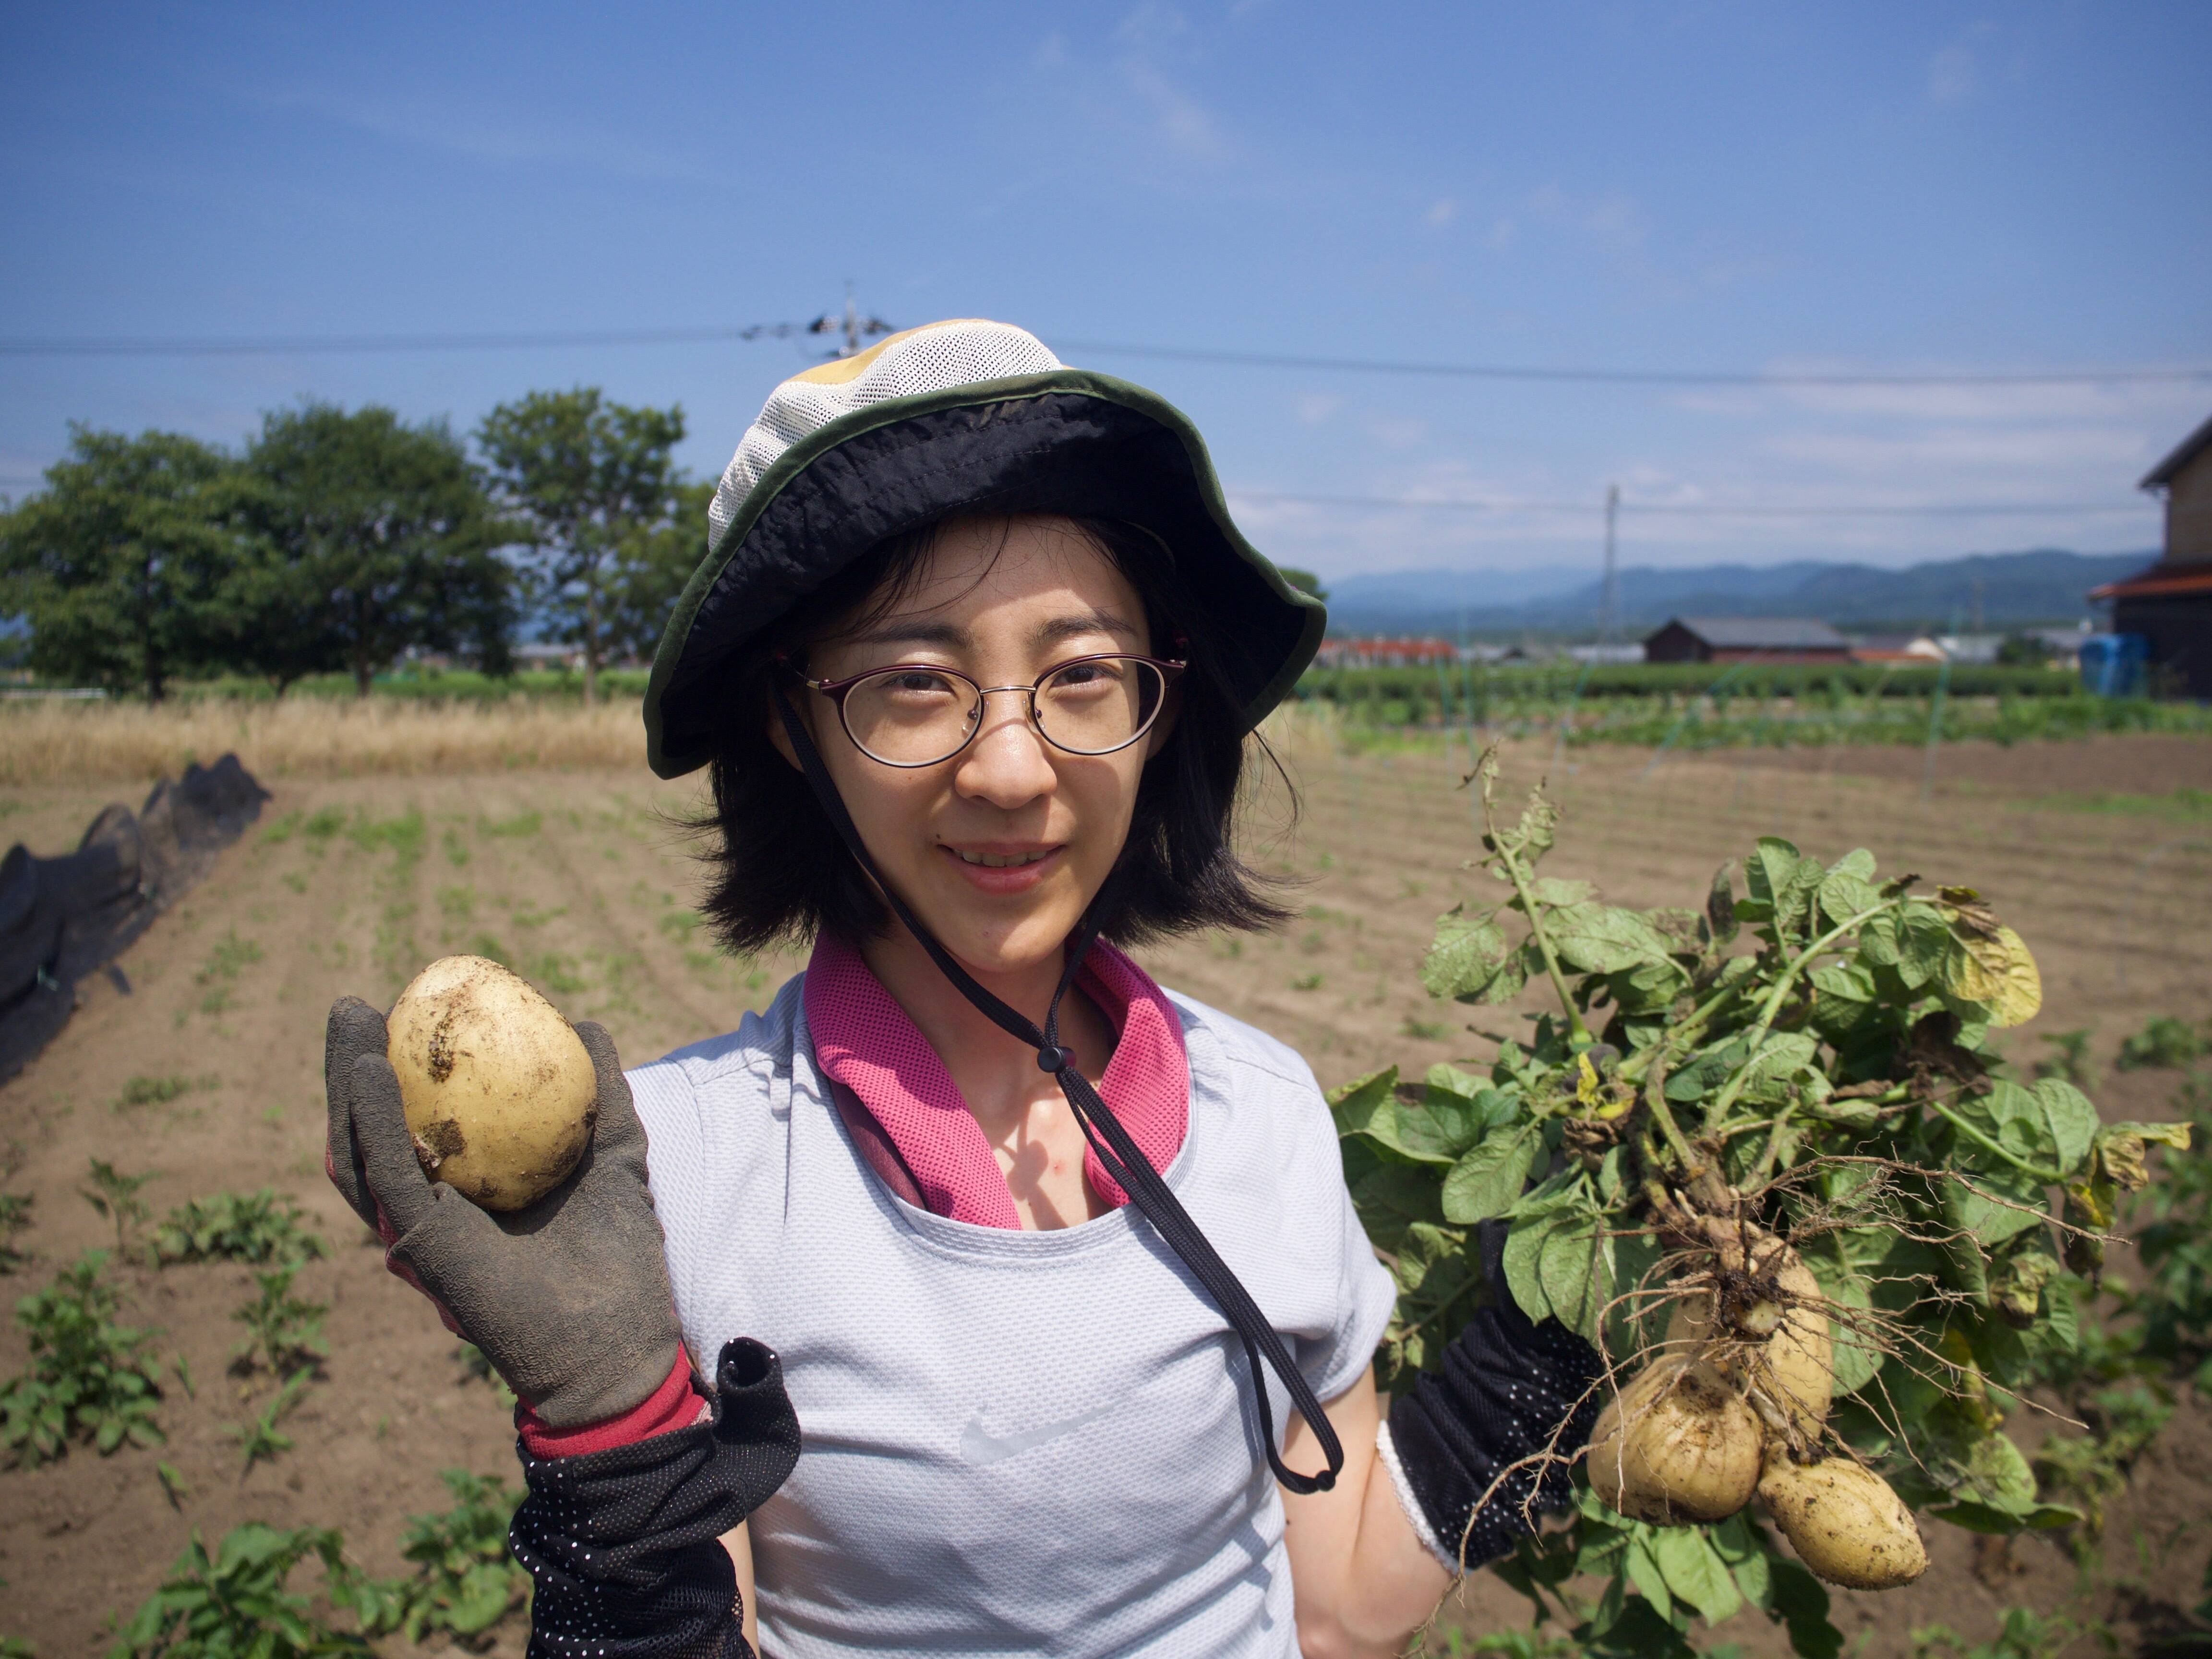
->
[109, 1523, 372, 1659]
[79, 1159, 156, 1253]
[1, 1251, 163, 1465]
[1911, 1607, 2091, 1659]
[347, 1470, 529, 1646]
[0, 1191, 32, 1274]
[455, 1342, 517, 1408]
[346, 807, 425, 862]
[480, 809, 541, 839]
[155, 1190, 327, 1267]
[1291, 972, 1323, 991]
[465, 934, 510, 967]
[228, 1370, 313, 1472]
[2116, 1015, 2207, 1072]
[302, 806, 347, 842]
[442, 826, 470, 866]
[230, 1265, 327, 1375]
[193, 930, 263, 1014]
[258, 809, 305, 845]
[156, 1461, 189, 1508]
[2031, 1029, 2094, 1089]
[1400, 1017, 1450, 1041]
[113, 1074, 214, 1113]
[436, 884, 476, 922]
[529, 953, 585, 995]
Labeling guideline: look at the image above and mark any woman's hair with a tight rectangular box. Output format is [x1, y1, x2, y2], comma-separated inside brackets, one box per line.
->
[694, 514, 1295, 956]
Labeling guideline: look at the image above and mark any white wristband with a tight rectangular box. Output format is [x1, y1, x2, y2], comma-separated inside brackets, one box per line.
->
[1374, 1419, 1459, 1574]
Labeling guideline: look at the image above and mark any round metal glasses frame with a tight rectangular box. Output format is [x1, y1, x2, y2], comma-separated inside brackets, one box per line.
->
[788, 653, 1187, 769]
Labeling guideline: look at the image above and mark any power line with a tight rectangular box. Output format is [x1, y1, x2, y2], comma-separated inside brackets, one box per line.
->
[1227, 489, 2153, 519]
[1057, 340, 2212, 388]
[0, 322, 2201, 387]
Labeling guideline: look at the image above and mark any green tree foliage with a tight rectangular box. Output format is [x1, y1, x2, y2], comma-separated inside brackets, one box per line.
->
[599, 476, 712, 666]
[0, 427, 249, 698]
[477, 388, 685, 702]
[239, 403, 515, 696]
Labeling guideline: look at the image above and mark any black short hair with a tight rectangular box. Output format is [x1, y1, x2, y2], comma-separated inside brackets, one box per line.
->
[692, 514, 1295, 956]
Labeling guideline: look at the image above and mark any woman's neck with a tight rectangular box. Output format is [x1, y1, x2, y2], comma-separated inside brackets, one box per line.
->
[856, 924, 1116, 1140]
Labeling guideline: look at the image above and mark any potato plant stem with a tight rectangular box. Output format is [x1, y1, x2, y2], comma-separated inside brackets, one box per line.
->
[1924, 1096, 2065, 1186]
[1485, 805, 1592, 1046]
[1703, 900, 1903, 1129]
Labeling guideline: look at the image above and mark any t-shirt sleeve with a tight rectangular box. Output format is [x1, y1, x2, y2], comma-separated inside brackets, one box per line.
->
[1250, 1046, 1395, 1406]
[1299, 1156, 1397, 1404]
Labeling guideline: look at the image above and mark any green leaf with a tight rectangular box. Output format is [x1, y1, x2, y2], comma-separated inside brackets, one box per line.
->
[1943, 1165, 2047, 1252]
[1548, 903, 1677, 974]
[1745, 838, 1803, 909]
[1457, 941, 1536, 1007]
[1394, 1090, 1490, 1163]
[1767, 1557, 1840, 1659]
[1528, 877, 1598, 906]
[1802, 1249, 1880, 1396]
[1420, 908, 1513, 1000]
[1624, 1530, 1672, 1621]
[1817, 868, 1883, 928]
[1326, 1067, 1398, 1138]
[1651, 1527, 1743, 1623]
[1441, 1127, 1538, 1223]
[1505, 1193, 1612, 1342]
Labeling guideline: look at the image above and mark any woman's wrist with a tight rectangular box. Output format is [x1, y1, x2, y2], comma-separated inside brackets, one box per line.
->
[518, 1350, 705, 1458]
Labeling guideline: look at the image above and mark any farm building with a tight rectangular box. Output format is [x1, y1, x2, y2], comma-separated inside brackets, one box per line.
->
[2091, 410, 2212, 697]
[1642, 616, 1852, 664]
[1849, 633, 1946, 665]
[1313, 637, 1460, 667]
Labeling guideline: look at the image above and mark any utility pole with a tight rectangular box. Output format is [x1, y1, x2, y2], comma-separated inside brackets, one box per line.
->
[808, 281, 895, 359]
[1599, 483, 1621, 644]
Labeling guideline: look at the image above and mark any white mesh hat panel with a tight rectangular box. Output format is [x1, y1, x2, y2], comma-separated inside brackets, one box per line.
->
[707, 320, 1065, 550]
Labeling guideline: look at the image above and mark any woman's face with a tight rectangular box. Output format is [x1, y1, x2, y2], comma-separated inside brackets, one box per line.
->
[781, 516, 1171, 976]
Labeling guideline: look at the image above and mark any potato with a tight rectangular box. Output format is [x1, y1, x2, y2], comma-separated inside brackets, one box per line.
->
[1665, 1241, 1834, 1435]
[386, 955, 597, 1212]
[1588, 1357, 1762, 1525]
[1759, 1452, 1928, 1590]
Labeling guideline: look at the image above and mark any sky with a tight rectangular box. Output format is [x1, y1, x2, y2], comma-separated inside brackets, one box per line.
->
[2, 0, 2208, 590]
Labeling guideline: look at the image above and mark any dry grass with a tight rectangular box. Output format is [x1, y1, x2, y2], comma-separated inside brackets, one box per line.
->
[0, 696, 650, 784]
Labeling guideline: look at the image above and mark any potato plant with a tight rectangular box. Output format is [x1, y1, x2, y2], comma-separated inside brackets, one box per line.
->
[1334, 749, 2191, 1657]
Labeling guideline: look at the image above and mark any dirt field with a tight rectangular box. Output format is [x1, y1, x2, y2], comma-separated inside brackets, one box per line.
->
[3, 728, 2210, 1656]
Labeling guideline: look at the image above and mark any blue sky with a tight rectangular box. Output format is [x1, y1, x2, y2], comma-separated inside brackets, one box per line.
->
[2, 1, 2207, 586]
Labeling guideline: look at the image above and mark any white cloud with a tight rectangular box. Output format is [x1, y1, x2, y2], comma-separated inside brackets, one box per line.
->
[1118, 59, 1232, 163]
[1295, 393, 1340, 426]
[252, 87, 708, 183]
[1425, 197, 1457, 227]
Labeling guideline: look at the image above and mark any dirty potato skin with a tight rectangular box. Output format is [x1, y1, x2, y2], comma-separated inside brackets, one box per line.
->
[386, 955, 598, 1211]
[1587, 1357, 1763, 1525]
[1758, 1452, 1929, 1590]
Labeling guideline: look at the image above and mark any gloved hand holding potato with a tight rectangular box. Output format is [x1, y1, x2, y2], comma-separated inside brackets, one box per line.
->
[324, 956, 684, 1429]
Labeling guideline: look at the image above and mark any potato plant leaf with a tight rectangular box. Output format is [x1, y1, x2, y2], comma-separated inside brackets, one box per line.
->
[1441, 1126, 1538, 1224]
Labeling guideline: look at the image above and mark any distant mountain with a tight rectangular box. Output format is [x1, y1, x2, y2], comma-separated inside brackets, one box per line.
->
[1322, 549, 2150, 638]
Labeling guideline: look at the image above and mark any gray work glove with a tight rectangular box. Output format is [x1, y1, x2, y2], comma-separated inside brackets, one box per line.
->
[324, 996, 685, 1430]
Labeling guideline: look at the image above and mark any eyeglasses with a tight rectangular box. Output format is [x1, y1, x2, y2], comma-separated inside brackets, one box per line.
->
[791, 653, 1187, 769]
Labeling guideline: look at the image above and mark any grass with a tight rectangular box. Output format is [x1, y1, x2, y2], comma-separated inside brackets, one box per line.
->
[0, 696, 645, 784]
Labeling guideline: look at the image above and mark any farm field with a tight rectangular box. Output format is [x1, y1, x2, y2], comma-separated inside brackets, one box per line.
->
[2, 724, 2210, 1656]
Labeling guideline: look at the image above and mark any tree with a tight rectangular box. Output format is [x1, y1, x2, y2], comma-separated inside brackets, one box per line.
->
[1277, 567, 1329, 602]
[601, 478, 713, 668]
[0, 427, 248, 699]
[240, 404, 516, 697]
[476, 390, 685, 703]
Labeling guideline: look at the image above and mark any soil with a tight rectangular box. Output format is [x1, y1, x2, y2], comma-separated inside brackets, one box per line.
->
[1, 732, 2208, 1656]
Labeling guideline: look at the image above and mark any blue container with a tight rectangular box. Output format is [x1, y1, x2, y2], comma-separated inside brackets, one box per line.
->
[2079, 633, 2148, 697]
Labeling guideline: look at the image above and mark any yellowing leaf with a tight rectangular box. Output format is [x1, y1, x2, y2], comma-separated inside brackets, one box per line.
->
[1946, 924, 2042, 1027]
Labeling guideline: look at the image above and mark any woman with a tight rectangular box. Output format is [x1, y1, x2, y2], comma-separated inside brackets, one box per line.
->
[324, 321, 1599, 1659]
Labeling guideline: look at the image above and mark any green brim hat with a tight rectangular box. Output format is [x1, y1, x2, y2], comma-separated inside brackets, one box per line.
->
[643, 318, 1326, 779]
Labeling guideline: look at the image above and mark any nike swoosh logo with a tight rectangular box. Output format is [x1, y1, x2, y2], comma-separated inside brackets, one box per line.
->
[959, 1402, 1114, 1466]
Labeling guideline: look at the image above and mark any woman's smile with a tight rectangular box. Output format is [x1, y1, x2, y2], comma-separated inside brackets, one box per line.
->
[940, 841, 1064, 892]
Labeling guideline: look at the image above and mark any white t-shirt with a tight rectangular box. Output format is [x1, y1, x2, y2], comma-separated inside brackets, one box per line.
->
[627, 974, 1396, 1659]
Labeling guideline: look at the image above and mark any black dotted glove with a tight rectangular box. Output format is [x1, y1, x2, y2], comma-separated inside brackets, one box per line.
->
[1385, 1219, 1604, 1570]
[324, 995, 685, 1429]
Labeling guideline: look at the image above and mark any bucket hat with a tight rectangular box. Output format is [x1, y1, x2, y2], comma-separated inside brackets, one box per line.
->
[642, 319, 1325, 778]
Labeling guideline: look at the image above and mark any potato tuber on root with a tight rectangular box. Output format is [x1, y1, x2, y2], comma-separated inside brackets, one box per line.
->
[1758, 1449, 1928, 1590]
[386, 955, 598, 1212]
[1666, 1234, 1834, 1444]
[1588, 1356, 1764, 1525]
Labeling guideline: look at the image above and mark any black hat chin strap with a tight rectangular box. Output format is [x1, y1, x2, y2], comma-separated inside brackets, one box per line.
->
[772, 682, 1341, 1494]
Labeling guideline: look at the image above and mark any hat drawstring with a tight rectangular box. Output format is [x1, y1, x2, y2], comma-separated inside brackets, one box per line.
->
[772, 681, 1343, 1495]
